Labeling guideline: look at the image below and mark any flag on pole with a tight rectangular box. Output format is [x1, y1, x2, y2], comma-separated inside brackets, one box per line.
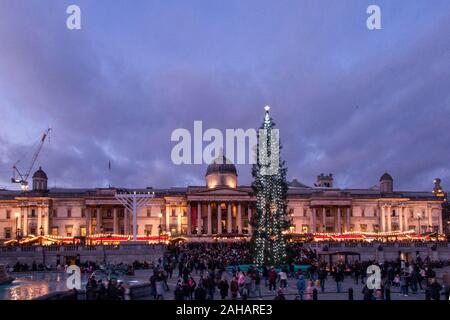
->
[108, 160, 111, 170]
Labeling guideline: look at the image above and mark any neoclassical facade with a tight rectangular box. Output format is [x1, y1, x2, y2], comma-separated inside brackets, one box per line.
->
[0, 158, 445, 242]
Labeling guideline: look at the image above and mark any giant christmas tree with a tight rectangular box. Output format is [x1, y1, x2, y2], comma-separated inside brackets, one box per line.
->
[250, 106, 290, 267]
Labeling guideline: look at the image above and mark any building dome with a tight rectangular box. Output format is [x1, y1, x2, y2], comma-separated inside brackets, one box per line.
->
[205, 155, 237, 188]
[379, 172, 393, 193]
[205, 155, 237, 176]
[32, 167, 48, 192]
[33, 167, 48, 180]
[379, 172, 393, 182]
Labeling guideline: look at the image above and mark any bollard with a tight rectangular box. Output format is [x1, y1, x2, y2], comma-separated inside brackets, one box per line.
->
[348, 287, 354, 300]
[425, 288, 431, 300]
[313, 288, 318, 300]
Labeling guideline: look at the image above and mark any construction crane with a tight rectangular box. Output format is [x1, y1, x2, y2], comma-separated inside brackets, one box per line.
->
[11, 128, 51, 191]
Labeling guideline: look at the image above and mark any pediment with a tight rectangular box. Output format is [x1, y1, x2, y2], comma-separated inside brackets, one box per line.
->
[188, 187, 251, 197]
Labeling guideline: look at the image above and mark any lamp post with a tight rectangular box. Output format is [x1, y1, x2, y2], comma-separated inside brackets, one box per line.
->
[417, 212, 422, 234]
[39, 226, 44, 245]
[158, 213, 163, 244]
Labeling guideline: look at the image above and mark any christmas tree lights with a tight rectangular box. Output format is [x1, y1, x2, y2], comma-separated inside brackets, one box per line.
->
[250, 106, 289, 267]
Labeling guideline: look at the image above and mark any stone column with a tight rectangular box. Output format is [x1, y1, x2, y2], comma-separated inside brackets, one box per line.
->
[124, 210, 129, 235]
[309, 208, 314, 233]
[313, 208, 317, 232]
[187, 203, 192, 236]
[404, 208, 408, 231]
[197, 202, 202, 234]
[165, 206, 170, 232]
[337, 207, 342, 233]
[237, 203, 242, 234]
[37, 206, 42, 235]
[427, 206, 432, 231]
[380, 206, 385, 232]
[177, 210, 182, 235]
[386, 206, 392, 232]
[16, 208, 22, 236]
[322, 207, 326, 232]
[398, 206, 403, 231]
[207, 203, 212, 235]
[45, 207, 50, 235]
[113, 208, 118, 234]
[346, 207, 351, 232]
[23, 207, 28, 236]
[86, 208, 91, 236]
[217, 203, 222, 234]
[96, 208, 101, 234]
[247, 206, 252, 235]
[227, 203, 232, 233]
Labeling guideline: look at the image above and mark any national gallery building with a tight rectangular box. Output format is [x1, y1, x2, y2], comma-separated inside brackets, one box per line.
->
[0, 158, 446, 242]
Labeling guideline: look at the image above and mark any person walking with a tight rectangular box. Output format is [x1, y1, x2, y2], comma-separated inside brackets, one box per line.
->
[305, 281, 314, 300]
[155, 273, 165, 300]
[318, 267, 327, 293]
[254, 271, 262, 298]
[296, 274, 306, 300]
[334, 267, 344, 293]
[279, 269, 288, 289]
[218, 276, 229, 300]
[429, 278, 443, 300]
[268, 267, 278, 292]
[230, 277, 239, 300]
[400, 270, 409, 297]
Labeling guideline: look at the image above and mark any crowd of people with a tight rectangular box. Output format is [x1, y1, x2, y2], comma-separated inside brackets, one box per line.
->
[85, 275, 126, 300]
[147, 242, 450, 300]
[6, 241, 450, 300]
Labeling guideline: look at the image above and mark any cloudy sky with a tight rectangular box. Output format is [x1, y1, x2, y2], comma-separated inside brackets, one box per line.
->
[0, 0, 449, 191]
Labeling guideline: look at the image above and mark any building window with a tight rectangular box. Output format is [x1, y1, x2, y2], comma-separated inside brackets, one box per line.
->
[373, 224, 379, 232]
[360, 224, 367, 232]
[4, 228, 12, 239]
[6, 210, 11, 219]
[147, 209, 151, 218]
[52, 209, 58, 218]
[392, 210, 396, 217]
[107, 210, 112, 218]
[172, 208, 176, 217]
[31, 209, 36, 217]
[81, 209, 86, 218]
[361, 208, 365, 217]
[67, 209, 72, 218]
[65, 225, 73, 237]
[51, 227, 59, 236]
[145, 224, 153, 236]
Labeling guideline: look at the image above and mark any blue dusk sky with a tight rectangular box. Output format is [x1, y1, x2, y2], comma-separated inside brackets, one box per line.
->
[0, 0, 449, 191]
